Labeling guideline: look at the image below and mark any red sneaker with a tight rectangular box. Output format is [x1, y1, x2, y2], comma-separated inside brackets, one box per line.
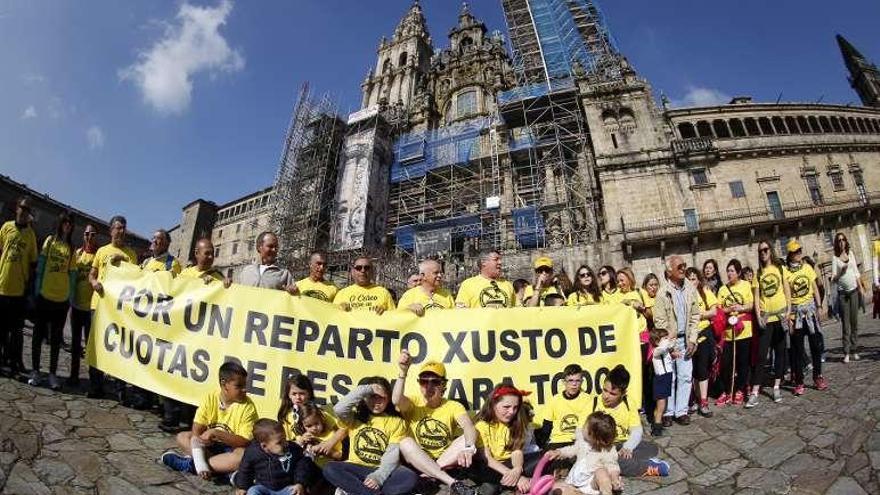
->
[814, 376, 828, 391]
[794, 384, 805, 396]
[732, 391, 745, 406]
[715, 393, 730, 406]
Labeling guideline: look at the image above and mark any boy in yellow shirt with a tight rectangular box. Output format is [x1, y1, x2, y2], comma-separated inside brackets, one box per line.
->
[162, 362, 258, 479]
[536, 364, 593, 451]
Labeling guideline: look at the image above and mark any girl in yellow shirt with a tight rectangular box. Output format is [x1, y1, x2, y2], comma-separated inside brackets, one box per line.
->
[686, 268, 719, 417]
[567, 265, 602, 307]
[716, 259, 754, 407]
[749, 240, 791, 407]
[598, 265, 622, 304]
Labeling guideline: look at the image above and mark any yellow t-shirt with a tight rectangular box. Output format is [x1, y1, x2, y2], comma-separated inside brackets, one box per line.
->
[311, 424, 344, 467]
[397, 286, 454, 312]
[0, 221, 38, 297]
[541, 391, 592, 445]
[193, 390, 259, 441]
[639, 288, 656, 311]
[717, 280, 754, 341]
[696, 289, 719, 331]
[753, 265, 787, 321]
[521, 285, 561, 306]
[281, 408, 342, 467]
[333, 284, 396, 311]
[140, 254, 182, 276]
[91, 244, 138, 309]
[475, 420, 514, 461]
[455, 275, 515, 308]
[72, 248, 96, 310]
[600, 288, 624, 304]
[786, 264, 817, 306]
[179, 266, 225, 282]
[621, 290, 648, 331]
[566, 291, 599, 306]
[592, 397, 640, 444]
[38, 236, 73, 303]
[342, 414, 407, 467]
[296, 277, 339, 302]
[402, 396, 466, 459]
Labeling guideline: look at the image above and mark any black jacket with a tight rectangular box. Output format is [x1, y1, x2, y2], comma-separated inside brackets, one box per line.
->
[234, 441, 317, 491]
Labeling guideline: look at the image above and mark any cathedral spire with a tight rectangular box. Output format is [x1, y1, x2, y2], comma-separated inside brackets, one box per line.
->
[837, 34, 880, 107]
[394, 0, 429, 41]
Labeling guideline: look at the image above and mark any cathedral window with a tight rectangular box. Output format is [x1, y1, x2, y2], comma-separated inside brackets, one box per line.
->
[772, 117, 787, 134]
[460, 36, 473, 51]
[729, 181, 746, 199]
[786, 117, 800, 134]
[758, 117, 774, 135]
[744, 118, 760, 136]
[691, 168, 709, 186]
[830, 116, 842, 133]
[696, 121, 713, 138]
[677, 122, 696, 139]
[399, 52, 408, 67]
[383, 59, 393, 74]
[807, 116, 819, 133]
[456, 90, 478, 118]
[713, 120, 730, 138]
[729, 119, 746, 137]
[839, 117, 851, 133]
[818, 116, 832, 133]
[828, 167, 845, 191]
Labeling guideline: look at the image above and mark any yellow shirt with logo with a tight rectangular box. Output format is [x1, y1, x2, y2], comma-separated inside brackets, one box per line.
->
[455, 275, 515, 308]
[591, 397, 640, 444]
[541, 391, 593, 445]
[621, 289, 648, 331]
[333, 284, 395, 312]
[402, 395, 465, 460]
[90, 244, 138, 309]
[179, 266, 225, 282]
[281, 407, 342, 467]
[141, 254, 181, 275]
[717, 280, 754, 341]
[786, 264, 817, 306]
[193, 390, 259, 441]
[397, 286, 454, 312]
[600, 288, 624, 304]
[521, 285, 561, 306]
[0, 221, 38, 297]
[72, 248, 96, 310]
[696, 289, 719, 331]
[342, 414, 408, 467]
[296, 277, 338, 302]
[566, 291, 599, 306]
[475, 420, 515, 461]
[38, 237, 73, 303]
[753, 264, 787, 322]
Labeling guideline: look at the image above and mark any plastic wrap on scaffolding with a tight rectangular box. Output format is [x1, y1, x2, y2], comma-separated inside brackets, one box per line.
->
[390, 117, 492, 183]
[394, 215, 481, 253]
[513, 206, 546, 248]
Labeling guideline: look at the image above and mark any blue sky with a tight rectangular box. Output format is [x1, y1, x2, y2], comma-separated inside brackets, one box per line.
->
[1, 0, 877, 236]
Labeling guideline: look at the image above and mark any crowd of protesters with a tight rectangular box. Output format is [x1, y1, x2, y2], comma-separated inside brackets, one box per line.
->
[0, 195, 877, 495]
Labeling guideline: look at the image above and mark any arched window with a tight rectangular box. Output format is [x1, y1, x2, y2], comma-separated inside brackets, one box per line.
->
[678, 122, 696, 139]
[808, 116, 820, 133]
[785, 116, 800, 134]
[871, 119, 880, 133]
[840, 117, 851, 133]
[729, 118, 746, 137]
[696, 121, 713, 137]
[857, 118, 867, 133]
[382, 59, 393, 74]
[758, 117, 774, 135]
[456, 90, 478, 118]
[830, 116, 842, 133]
[772, 116, 787, 134]
[713, 119, 731, 138]
[460, 36, 473, 51]
[744, 117, 760, 136]
[398, 52, 408, 67]
[818, 116, 832, 133]
[848, 117, 860, 133]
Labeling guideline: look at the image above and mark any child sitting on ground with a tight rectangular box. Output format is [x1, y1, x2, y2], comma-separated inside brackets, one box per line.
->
[548, 411, 622, 495]
[295, 402, 346, 467]
[233, 418, 317, 495]
[649, 328, 678, 437]
[161, 362, 258, 479]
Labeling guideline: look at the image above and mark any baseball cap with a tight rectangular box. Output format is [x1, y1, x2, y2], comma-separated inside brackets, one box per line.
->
[419, 361, 446, 379]
[786, 239, 802, 253]
[533, 256, 553, 269]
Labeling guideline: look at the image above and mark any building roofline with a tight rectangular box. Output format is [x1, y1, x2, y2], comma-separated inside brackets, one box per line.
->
[664, 101, 880, 117]
[216, 185, 274, 211]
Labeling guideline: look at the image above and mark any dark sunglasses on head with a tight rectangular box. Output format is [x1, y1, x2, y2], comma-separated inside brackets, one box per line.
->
[353, 265, 372, 271]
[418, 378, 444, 386]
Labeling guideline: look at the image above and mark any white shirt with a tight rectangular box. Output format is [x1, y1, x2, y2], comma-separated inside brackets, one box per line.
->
[832, 254, 860, 292]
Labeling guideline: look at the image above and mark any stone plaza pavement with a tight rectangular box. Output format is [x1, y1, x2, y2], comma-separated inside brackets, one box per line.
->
[1, 315, 880, 494]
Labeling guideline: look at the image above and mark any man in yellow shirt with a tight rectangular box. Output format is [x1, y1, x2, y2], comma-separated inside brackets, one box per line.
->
[68, 224, 98, 387]
[179, 238, 229, 285]
[397, 259, 454, 315]
[523, 256, 561, 306]
[333, 257, 395, 314]
[293, 251, 338, 302]
[141, 229, 181, 275]
[454, 250, 515, 308]
[0, 197, 38, 376]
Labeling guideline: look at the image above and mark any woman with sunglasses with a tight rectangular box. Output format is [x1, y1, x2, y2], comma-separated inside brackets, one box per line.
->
[749, 240, 790, 407]
[68, 224, 99, 387]
[392, 351, 478, 495]
[598, 265, 622, 304]
[832, 232, 867, 362]
[685, 267, 717, 417]
[703, 259, 722, 295]
[716, 259, 754, 406]
[785, 240, 828, 393]
[567, 265, 602, 306]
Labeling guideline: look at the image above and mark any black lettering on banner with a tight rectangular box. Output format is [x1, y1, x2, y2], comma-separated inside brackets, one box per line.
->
[280, 366, 303, 399]
[582, 366, 610, 394]
[318, 325, 344, 358]
[155, 338, 173, 371]
[270, 315, 296, 350]
[184, 300, 207, 333]
[168, 345, 189, 377]
[132, 289, 154, 318]
[546, 328, 566, 358]
[207, 305, 232, 339]
[247, 361, 266, 396]
[447, 379, 469, 409]
[104, 323, 119, 352]
[244, 311, 268, 345]
[529, 373, 550, 404]
[375, 329, 399, 363]
[348, 328, 373, 361]
[120, 326, 134, 359]
[472, 330, 495, 362]
[191, 350, 210, 382]
[598, 325, 617, 352]
[307, 370, 328, 402]
[152, 294, 173, 325]
[443, 332, 468, 363]
[470, 377, 495, 411]
[499, 330, 521, 361]
[116, 286, 136, 310]
[522, 329, 542, 360]
[549, 371, 566, 396]
[296, 319, 320, 352]
[578, 327, 597, 355]
[400, 332, 427, 363]
[135, 333, 153, 365]
[331, 374, 352, 402]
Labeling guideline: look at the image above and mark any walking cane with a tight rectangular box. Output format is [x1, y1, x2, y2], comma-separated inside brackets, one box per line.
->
[728, 315, 741, 399]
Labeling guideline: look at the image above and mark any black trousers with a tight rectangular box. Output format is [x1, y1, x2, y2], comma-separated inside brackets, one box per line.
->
[721, 338, 750, 394]
[468, 451, 543, 494]
[32, 296, 68, 374]
[69, 308, 91, 381]
[752, 320, 786, 386]
[693, 329, 715, 382]
[0, 295, 26, 371]
[791, 328, 823, 383]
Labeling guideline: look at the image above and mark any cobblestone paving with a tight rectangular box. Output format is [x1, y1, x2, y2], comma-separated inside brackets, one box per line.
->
[1, 316, 880, 494]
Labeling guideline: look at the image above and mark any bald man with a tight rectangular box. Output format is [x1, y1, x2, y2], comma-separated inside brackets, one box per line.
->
[179, 238, 230, 287]
[397, 259, 454, 316]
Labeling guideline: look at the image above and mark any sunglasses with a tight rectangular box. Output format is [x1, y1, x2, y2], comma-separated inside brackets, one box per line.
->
[536, 267, 552, 273]
[353, 265, 372, 271]
[578, 272, 590, 278]
[759, 247, 770, 253]
[418, 378, 444, 387]
[599, 270, 608, 276]
[84, 232, 96, 237]
[677, 263, 687, 271]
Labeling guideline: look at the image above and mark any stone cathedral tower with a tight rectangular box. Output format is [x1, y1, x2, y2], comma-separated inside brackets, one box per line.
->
[837, 34, 880, 108]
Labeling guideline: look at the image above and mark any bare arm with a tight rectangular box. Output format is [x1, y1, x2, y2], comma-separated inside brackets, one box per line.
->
[391, 351, 413, 414]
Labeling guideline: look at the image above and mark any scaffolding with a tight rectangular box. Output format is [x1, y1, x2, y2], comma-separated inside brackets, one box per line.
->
[270, 82, 346, 273]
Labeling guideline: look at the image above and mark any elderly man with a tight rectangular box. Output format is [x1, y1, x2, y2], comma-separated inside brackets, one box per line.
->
[398, 259, 454, 316]
[652, 255, 701, 426]
[236, 231, 296, 293]
[333, 256, 395, 314]
[141, 229, 181, 275]
[0, 197, 38, 376]
[293, 251, 338, 302]
[524, 256, 561, 307]
[454, 250, 514, 309]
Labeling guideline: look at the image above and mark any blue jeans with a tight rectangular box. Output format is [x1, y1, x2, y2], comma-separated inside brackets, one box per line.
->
[664, 336, 693, 418]
[246, 486, 294, 495]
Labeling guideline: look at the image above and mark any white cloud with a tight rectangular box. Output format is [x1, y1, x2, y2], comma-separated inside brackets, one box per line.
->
[21, 73, 47, 85]
[86, 126, 105, 150]
[671, 86, 731, 108]
[120, 0, 244, 115]
[21, 106, 37, 119]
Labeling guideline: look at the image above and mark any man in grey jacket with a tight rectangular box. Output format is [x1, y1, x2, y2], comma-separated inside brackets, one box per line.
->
[653, 255, 701, 425]
[236, 231, 296, 294]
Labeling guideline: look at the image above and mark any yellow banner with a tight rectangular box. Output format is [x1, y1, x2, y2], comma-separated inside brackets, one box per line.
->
[88, 266, 642, 418]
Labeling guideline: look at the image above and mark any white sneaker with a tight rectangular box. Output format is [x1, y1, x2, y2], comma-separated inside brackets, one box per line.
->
[745, 394, 759, 409]
[773, 388, 782, 403]
[853, 353, 861, 361]
[843, 354, 850, 363]
[27, 370, 40, 386]
[334, 489, 348, 495]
